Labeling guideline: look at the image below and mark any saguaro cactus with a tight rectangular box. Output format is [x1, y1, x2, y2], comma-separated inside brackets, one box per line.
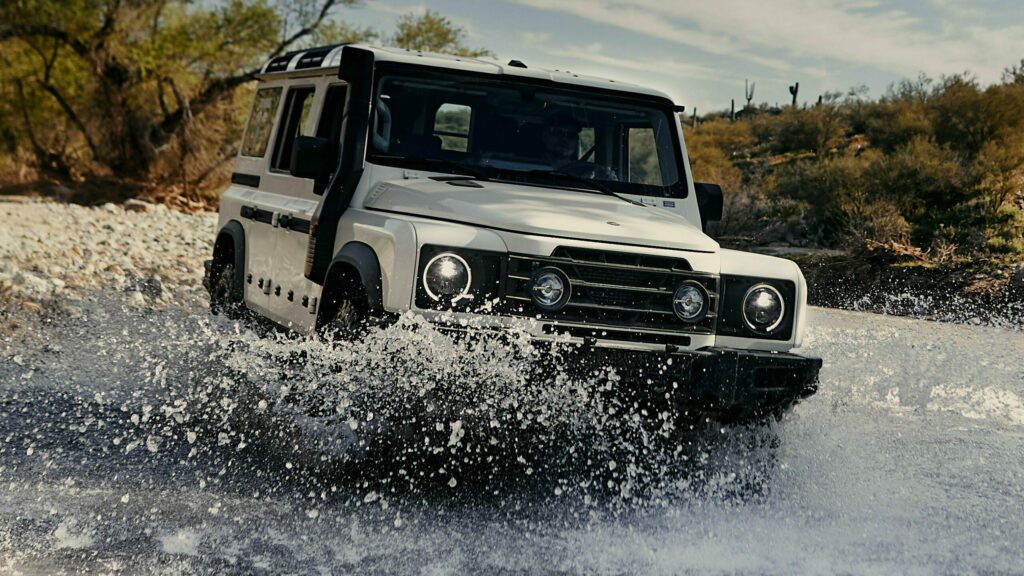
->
[745, 79, 756, 107]
[789, 82, 799, 107]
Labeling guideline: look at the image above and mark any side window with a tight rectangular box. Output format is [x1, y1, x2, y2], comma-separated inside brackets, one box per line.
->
[315, 84, 348, 143]
[241, 87, 282, 158]
[579, 126, 595, 162]
[434, 103, 471, 152]
[314, 84, 348, 173]
[270, 86, 315, 171]
[627, 126, 663, 186]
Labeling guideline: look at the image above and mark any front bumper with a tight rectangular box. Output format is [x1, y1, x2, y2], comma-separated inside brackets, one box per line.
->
[561, 346, 821, 425]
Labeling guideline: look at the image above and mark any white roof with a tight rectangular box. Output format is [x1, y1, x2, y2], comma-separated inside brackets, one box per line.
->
[257, 43, 674, 103]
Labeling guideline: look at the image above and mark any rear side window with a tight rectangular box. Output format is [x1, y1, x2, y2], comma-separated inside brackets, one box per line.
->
[241, 87, 282, 157]
[271, 86, 316, 171]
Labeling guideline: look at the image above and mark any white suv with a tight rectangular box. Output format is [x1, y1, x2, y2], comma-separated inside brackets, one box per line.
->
[204, 44, 821, 426]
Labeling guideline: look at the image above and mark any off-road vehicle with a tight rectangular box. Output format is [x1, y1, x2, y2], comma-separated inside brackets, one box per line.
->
[204, 44, 821, 427]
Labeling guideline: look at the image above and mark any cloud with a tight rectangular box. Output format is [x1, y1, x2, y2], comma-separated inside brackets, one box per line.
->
[520, 31, 551, 45]
[545, 42, 727, 84]
[363, 0, 427, 17]
[512, 0, 1024, 83]
[363, 0, 486, 41]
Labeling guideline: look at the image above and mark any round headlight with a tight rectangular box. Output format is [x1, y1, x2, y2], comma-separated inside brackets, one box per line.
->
[423, 253, 471, 301]
[530, 267, 571, 311]
[742, 284, 784, 333]
[672, 281, 708, 322]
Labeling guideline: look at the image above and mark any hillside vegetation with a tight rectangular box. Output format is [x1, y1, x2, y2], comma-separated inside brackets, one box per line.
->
[686, 69, 1024, 266]
[0, 1, 483, 209]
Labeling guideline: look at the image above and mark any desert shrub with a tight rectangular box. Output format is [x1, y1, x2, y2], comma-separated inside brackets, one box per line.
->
[872, 136, 964, 225]
[751, 94, 848, 157]
[685, 134, 743, 191]
[686, 118, 756, 156]
[767, 151, 877, 246]
[712, 185, 777, 240]
[865, 100, 933, 153]
[931, 77, 1024, 160]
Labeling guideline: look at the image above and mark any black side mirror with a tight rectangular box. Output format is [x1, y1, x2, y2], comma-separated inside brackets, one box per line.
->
[290, 136, 331, 182]
[694, 182, 723, 233]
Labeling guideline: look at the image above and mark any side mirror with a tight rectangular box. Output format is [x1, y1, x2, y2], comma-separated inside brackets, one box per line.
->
[694, 182, 723, 233]
[290, 136, 331, 182]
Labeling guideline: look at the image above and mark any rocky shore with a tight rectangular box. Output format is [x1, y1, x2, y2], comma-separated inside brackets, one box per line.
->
[0, 198, 216, 342]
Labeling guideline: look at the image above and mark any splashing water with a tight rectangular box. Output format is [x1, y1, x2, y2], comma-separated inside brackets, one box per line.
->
[1, 293, 775, 522]
[5, 295, 1019, 574]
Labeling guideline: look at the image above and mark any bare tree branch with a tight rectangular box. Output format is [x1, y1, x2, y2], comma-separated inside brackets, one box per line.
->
[95, 0, 123, 50]
[14, 80, 45, 158]
[267, 0, 338, 59]
[0, 24, 90, 59]
[34, 78, 100, 160]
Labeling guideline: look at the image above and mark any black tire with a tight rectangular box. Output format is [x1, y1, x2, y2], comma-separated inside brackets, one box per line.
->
[210, 261, 245, 318]
[320, 274, 370, 341]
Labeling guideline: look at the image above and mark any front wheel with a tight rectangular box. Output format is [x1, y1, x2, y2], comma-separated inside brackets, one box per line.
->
[319, 275, 371, 341]
[210, 261, 245, 318]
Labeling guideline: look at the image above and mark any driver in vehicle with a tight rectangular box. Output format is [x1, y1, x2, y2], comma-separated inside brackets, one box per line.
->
[542, 110, 617, 180]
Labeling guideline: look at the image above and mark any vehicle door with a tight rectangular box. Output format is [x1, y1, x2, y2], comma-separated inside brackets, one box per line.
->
[262, 81, 349, 329]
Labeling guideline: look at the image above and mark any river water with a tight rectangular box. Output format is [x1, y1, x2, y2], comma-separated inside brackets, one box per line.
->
[1, 298, 1022, 575]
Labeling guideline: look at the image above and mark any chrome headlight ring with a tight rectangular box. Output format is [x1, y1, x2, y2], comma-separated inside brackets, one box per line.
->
[422, 252, 473, 302]
[742, 283, 785, 333]
[672, 280, 709, 323]
[529, 266, 572, 312]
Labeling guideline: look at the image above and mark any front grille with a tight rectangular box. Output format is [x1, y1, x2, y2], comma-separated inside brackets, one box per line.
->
[503, 247, 718, 335]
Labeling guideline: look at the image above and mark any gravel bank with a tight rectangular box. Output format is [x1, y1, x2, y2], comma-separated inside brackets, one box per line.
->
[0, 198, 216, 321]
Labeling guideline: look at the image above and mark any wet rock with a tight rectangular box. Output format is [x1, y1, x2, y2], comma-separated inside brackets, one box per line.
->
[127, 291, 146, 307]
[50, 185, 73, 201]
[123, 199, 150, 213]
[140, 277, 163, 299]
[1009, 264, 1024, 299]
[12, 271, 55, 298]
[124, 273, 163, 300]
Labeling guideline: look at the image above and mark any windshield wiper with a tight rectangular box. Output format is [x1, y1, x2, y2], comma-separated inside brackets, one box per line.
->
[526, 170, 645, 207]
[372, 154, 489, 181]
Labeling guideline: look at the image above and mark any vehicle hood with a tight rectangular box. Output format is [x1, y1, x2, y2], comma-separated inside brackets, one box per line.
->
[363, 178, 719, 253]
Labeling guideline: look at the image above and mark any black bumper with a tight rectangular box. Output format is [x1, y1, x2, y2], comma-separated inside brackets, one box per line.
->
[563, 346, 821, 425]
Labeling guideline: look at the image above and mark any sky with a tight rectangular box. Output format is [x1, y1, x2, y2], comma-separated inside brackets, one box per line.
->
[332, 0, 1024, 114]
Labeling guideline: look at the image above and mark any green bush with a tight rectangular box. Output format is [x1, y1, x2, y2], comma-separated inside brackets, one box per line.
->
[865, 100, 932, 153]
[751, 94, 847, 157]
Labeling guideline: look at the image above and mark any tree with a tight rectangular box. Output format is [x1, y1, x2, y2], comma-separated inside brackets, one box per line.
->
[391, 10, 492, 58]
[0, 0, 368, 189]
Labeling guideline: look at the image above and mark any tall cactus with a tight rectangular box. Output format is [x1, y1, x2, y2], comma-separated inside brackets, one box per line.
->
[745, 79, 756, 107]
[789, 82, 799, 107]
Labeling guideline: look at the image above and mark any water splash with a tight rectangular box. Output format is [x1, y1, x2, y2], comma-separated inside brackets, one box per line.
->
[0, 294, 779, 525]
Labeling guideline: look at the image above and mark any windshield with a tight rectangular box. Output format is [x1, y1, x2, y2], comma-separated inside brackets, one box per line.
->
[367, 69, 686, 198]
